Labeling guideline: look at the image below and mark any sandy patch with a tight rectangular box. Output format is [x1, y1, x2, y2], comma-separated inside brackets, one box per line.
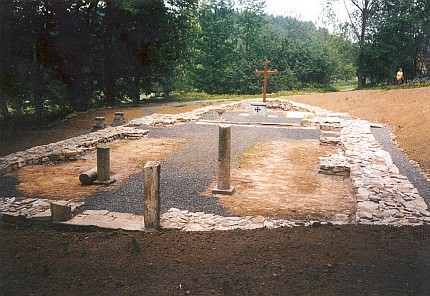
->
[212, 140, 355, 220]
[13, 138, 182, 200]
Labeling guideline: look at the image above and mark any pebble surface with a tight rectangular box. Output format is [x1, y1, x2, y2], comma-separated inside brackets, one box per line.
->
[1, 99, 429, 230]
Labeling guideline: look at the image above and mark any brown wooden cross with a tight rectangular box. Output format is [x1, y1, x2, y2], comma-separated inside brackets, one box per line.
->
[254, 59, 278, 103]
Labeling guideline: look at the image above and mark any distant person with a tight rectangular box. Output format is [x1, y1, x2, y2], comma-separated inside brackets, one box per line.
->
[396, 68, 404, 85]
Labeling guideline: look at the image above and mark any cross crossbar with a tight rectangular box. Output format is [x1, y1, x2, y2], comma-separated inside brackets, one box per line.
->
[254, 59, 278, 103]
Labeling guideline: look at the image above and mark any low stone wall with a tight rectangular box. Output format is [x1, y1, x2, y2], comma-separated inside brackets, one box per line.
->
[287, 99, 430, 226]
[341, 120, 430, 225]
[0, 127, 149, 177]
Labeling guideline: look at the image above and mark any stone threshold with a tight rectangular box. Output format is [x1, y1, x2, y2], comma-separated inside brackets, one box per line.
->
[196, 120, 304, 128]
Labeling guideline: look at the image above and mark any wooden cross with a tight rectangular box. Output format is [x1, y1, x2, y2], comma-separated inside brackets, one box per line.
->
[254, 59, 278, 103]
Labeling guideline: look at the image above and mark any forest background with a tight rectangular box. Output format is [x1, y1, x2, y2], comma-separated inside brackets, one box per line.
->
[0, 0, 429, 120]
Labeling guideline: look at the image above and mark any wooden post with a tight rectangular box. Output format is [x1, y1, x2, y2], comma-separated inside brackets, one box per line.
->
[144, 161, 161, 231]
[212, 125, 235, 195]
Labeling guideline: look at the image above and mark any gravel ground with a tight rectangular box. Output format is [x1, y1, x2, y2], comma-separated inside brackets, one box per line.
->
[84, 112, 322, 215]
[84, 110, 430, 215]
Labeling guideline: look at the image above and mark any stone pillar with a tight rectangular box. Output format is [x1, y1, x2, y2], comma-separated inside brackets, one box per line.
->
[214, 108, 226, 121]
[212, 125, 235, 195]
[144, 161, 161, 231]
[97, 145, 110, 181]
[50, 201, 72, 222]
[93, 116, 107, 131]
[112, 112, 127, 126]
[95, 145, 115, 185]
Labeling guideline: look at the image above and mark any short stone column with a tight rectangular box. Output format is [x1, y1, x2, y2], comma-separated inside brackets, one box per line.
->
[93, 116, 107, 131]
[95, 144, 115, 185]
[112, 112, 127, 126]
[212, 125, 235, 195]
[144, 161, 161, 231]
[214, 108, 226, 121]
[50, 201, 72, 222]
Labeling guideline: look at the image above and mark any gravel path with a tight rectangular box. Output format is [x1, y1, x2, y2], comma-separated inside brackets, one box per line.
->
[84, 112, 322, 215]
[372, 127, 430, 205]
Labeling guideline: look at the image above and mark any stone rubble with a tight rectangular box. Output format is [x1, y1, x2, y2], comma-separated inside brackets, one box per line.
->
[318, 152, 350, 177]
[0, 197, 84, 223]
[1, 98, 429, 229]
[160, 208, 349, 231]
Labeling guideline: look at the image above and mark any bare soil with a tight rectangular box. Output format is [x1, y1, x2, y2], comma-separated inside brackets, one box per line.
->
[1, 89, 430, 295]
[12, 138, 182, 200]
[215, 140, 354, 220]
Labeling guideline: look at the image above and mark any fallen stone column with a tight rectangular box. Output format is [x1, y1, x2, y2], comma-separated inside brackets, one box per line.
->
[79, 167, 97, 185]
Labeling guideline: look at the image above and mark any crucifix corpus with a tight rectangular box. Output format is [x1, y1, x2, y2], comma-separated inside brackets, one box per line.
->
[254, 59, 278, 103]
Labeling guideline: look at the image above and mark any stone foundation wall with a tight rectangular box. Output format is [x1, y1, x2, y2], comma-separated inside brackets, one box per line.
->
[286, 99, 430, 226]
[0, 127, 149, 177]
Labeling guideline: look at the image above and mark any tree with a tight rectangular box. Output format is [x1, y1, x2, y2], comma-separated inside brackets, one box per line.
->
[235, 0, 267, 93]
[343, 0, 377, 87]
[316, 28, 357, 82]
[194, 0, 238, 93]
[0, 0, 14, 119]
[262, 16, 337, 89]
[365, 0, 430, 83]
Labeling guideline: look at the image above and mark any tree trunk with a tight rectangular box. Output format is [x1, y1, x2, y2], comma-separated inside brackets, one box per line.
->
[33, 66, 45, 119]
[357, 5, 368, 89]
[0, 91, 10, 119]
[131, 73, 141, 104]
[0, 3, 10, 119]
[103, 0, 116, 106]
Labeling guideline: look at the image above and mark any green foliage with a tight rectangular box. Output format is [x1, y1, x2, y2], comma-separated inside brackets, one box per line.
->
[363, 0, 430, 85]
[330, 0, 430, 87]
[371, 81, 430, 90]
[13, 0, 430, 121]
[220, 276, 234, 294]
[79, 245, 89, 257]
[61, 242, 70, 255]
